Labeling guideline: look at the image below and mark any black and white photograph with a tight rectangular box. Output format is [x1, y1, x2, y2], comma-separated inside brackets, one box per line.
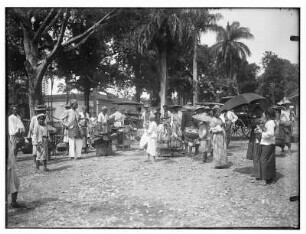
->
[3, 0, 303, 230]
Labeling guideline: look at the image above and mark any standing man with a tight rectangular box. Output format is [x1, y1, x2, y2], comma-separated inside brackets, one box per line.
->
[98, 106, 109, 133]
[79, 106, 90, 154]
[220, 109, 238, 147]
[109, 107, 125, 128]
[61, 99, 83, 160]
[8, 106, 25, 159]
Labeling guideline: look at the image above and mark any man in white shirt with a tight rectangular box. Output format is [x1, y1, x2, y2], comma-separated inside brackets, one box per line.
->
[98, 106, 109, 133]
[109, 108, 125, 128]
[8, 106, 25, 159]
[220, 109, 238, 147]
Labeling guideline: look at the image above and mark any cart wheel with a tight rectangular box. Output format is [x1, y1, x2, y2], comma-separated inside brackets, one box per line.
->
[242, 123, 251, 138]
[230, 119, 245, 139]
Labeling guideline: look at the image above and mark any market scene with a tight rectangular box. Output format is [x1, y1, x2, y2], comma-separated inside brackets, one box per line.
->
[5, 7, 300, 229]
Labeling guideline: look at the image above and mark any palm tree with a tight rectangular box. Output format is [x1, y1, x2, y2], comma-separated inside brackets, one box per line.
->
[211, 21, 254, 94]
[181, 9, 222, 105]
[137, 9, 185, 111]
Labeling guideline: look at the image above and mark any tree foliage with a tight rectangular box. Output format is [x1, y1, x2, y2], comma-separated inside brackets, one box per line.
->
[211, 21, 254, 94]
[257, 51, 299, 103]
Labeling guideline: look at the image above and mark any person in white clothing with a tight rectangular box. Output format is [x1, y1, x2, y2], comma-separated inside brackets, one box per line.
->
[8, 106, 25, 159]
[79, 106, 90, 153]
[255, 108, 276, 185]
[109, 108, 125, 128]
[98, 106, 109, 133]
[61, 99, 83, 160]
[220, 109, 238, 147]
[146, 115, 158, 161]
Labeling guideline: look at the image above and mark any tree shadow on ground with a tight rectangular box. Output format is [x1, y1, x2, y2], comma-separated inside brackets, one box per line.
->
[48, 165, 72, 172]
[234, 166, 253, 175]
[7, 197, 58, 218]
[215, 161, 233, 169]
[17, 155, 33, 162]
[227, 145, 241, 150]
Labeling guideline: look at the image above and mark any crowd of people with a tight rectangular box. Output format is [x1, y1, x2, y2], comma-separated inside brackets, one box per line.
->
[6, 97, 296, 209]
[139, 100, 295, 187]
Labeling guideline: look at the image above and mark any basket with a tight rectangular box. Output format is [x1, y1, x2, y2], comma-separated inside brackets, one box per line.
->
[184, 129, 199, 139]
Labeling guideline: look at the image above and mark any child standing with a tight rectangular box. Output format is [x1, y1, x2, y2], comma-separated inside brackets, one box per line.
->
[32, 114, 50, 172]
[146, 115, 158, 161]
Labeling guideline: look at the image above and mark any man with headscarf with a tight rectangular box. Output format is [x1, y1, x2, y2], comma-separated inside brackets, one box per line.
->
[8, 106, 25, 159]
[61, 99, 83, 160]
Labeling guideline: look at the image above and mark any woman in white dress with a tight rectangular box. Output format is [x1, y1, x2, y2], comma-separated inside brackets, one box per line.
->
[146, 115, 158, 161]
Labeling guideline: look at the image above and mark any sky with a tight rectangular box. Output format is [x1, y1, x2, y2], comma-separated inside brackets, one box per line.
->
[201, 8, 299, 71]
[46, 8, 300, 95]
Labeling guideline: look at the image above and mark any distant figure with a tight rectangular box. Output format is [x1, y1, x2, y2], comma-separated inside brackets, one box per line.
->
[28, 105, 47, 165]
[8, 106, 25, 159]
[246, 104, 264, 179]
[210, 108, 228, 169]
[170, 107, 182, 140]
[61, 99, 82, 160]
[32, 114, 50, 172]
[141, 104, 151, 130]
[279, 104, 293, 155]
[61, 104, 71, 155]
[146, 115, 158, 161]
[79, 106, 90, 153]
[220, 109, 238, 147]
[98, 106, 109, 134]
[109, 108, 125, 128]
[199, 121, 211, 163]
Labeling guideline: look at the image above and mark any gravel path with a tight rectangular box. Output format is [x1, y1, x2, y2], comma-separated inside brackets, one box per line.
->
[7, 140, 299, 228]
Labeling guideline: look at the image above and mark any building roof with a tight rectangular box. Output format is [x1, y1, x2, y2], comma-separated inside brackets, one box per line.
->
[45, 92, 132, 104]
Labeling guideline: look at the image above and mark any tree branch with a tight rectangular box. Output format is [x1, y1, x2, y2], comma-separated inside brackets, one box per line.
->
[63, 31, 95, 52]
[62, 8, 120, 48]
[46, 9, 70, 62]
[33, 8, 56, 42]
[41, 9, 62, 37]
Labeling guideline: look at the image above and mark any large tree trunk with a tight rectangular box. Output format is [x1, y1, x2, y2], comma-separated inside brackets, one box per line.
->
[192, 35, 198, 106]
[23, 28, 50, 118]
[159, 49, 167, 114]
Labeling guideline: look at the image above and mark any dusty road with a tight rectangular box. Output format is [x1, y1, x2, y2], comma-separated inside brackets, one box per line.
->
[6, 139, 299, 228]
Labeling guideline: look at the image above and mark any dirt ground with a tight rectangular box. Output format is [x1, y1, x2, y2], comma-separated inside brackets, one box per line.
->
[6, 136, 299, 228]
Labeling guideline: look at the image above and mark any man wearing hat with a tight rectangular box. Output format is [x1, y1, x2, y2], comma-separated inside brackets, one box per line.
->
[61, 99, 83, 160]
[28, 105, 47, 166]
[8, 106, 25, 159]
[98, 106, 109, 134]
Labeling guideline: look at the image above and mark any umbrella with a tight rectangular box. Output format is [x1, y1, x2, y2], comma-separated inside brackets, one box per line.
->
[220, 93, 266, 111]
[192, 113, 213, 123]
